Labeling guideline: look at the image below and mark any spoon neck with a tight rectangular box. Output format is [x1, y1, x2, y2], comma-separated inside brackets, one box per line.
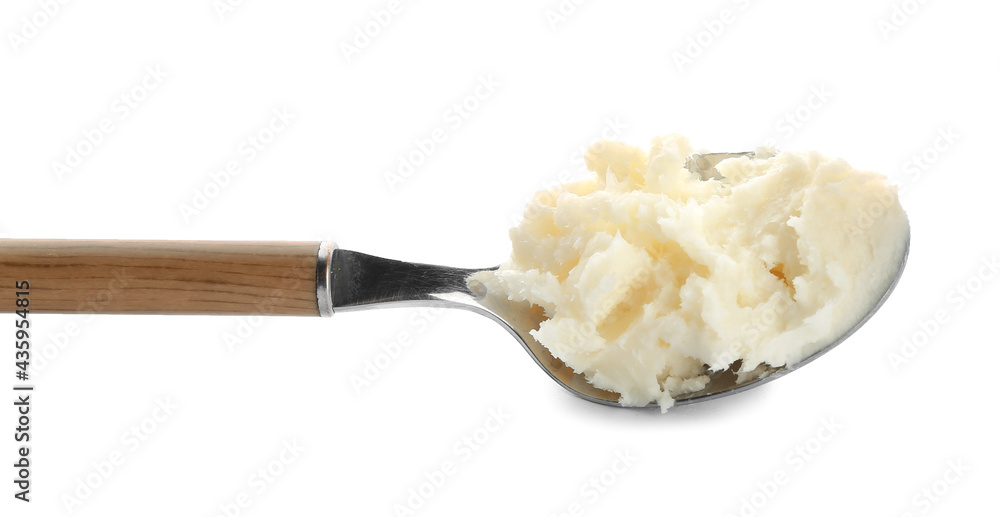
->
[330, 249, 493, 313]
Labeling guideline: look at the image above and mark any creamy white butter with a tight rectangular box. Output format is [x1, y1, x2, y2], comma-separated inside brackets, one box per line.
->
[490, 134, 908, 409]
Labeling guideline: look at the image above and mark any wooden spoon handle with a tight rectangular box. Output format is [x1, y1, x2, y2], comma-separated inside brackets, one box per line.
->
[0, 240, 322, 316]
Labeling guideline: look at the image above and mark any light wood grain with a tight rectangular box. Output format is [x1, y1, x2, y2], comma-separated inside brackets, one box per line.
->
[0, 240, 321, 316]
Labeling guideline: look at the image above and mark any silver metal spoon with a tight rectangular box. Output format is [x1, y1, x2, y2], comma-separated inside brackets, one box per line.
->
[1, 153, 908, 409]
[331, 152, 911, 408]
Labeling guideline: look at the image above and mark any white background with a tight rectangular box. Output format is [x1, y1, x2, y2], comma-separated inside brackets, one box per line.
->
[2, 0, 998, 515]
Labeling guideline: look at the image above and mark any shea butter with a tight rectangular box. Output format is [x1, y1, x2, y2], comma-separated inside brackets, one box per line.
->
[489, 134, 908, 409]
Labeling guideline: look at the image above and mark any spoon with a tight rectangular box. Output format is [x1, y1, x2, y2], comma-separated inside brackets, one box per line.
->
[0, 153, 910, 408]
